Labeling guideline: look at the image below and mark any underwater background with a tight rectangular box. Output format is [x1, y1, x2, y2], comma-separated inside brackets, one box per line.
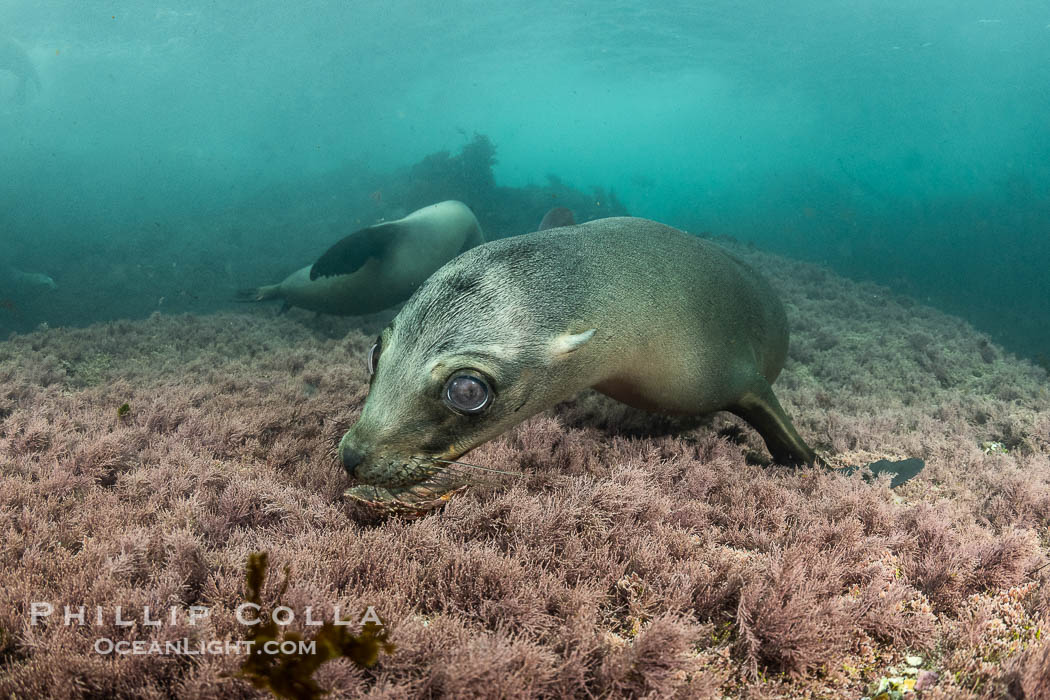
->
[1, 0, 1048, 364]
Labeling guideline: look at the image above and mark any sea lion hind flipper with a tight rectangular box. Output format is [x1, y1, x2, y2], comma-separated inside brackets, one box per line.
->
[838, 458, 926, 487]
[729, 382, 817, 466]
[732, 384, 926, 486]
[310, 222, 405, 280]
[875, 457, 925, 487]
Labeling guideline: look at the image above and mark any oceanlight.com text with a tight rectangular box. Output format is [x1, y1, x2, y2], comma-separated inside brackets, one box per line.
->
[93, 638, 318, 656]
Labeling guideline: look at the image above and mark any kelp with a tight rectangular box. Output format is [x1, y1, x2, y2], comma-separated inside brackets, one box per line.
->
[236, 552, 396, 700]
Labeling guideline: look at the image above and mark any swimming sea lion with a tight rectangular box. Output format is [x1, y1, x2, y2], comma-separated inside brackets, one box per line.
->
[337, 216, 923, 511]
[238, 200, 484, 315]
[0, 37, 41, 103]
[537, 206, 575, 231]
[1, 266, 56, 291]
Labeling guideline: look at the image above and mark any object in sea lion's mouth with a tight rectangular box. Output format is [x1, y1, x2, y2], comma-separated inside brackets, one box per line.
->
[343, 483, 468, 518]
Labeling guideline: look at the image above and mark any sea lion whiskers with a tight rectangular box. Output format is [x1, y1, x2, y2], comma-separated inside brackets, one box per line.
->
[403, 460, 518, 494]
[433, 458, 522, 477]
[397, 467, 505, 498]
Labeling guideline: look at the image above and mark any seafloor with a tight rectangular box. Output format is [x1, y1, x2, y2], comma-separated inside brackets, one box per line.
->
[1, 242, 1049, 699]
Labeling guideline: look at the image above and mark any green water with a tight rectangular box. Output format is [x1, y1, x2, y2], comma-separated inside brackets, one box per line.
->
[2, 1, 1048, 362]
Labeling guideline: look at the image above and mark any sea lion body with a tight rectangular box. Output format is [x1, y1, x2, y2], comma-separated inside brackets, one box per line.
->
[242, 200, 483, 315]
[0, 37, 41, 103]
[249, 264, 396, 316]
[339, 216, 817, 505]
[1, 266, 56, 291]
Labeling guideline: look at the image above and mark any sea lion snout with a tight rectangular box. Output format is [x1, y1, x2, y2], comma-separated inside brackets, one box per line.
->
[339, 441, 365, 476]
[338, 427, 378, 479]
[337, 422, 425, 487]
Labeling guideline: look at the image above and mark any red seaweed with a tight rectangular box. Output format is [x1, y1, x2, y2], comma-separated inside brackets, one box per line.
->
[1, 245, 1049, 698]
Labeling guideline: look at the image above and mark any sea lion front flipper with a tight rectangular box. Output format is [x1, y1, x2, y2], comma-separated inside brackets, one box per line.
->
[310, 222, 405, 280]
[729, 381, 817, 466]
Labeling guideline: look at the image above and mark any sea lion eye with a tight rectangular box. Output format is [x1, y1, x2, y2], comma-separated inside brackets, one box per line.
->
[367, 338, 382, 376]
[443, 372, 492, 414]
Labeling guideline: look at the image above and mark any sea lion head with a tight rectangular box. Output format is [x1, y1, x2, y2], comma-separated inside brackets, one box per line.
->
[338, 242, 596, 509]
[29, 272, 57, 290]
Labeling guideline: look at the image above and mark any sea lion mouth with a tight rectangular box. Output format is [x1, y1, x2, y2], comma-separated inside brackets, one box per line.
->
[340, 452, 518, 517]
[341, 453, 471, 517]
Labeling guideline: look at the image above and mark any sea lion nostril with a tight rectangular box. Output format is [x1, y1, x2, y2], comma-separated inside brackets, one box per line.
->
[340, 444, 365, 474]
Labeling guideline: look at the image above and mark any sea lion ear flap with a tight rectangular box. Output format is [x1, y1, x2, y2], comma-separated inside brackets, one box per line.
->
[549, 328, 596, 358]
[309, 222, 405, 280]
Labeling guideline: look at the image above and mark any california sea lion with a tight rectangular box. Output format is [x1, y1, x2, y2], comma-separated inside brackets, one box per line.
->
[336, 216, 923, 510]
[239, 200, 483, 315]
[0, 37, 41, 103]
[1, 266, 56, 291]
[537, 206, 575, 231]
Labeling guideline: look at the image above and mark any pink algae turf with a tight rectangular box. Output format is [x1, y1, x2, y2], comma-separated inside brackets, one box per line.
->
[1, 244, 1049, 699]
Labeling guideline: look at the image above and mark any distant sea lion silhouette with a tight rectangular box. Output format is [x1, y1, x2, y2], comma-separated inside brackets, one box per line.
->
[0, 37, 41, 103]
[238, 200, 484, 316]
[336, 216, 923, 510]
[1, 266, 56, 291]
[537, 206, 575, 231]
